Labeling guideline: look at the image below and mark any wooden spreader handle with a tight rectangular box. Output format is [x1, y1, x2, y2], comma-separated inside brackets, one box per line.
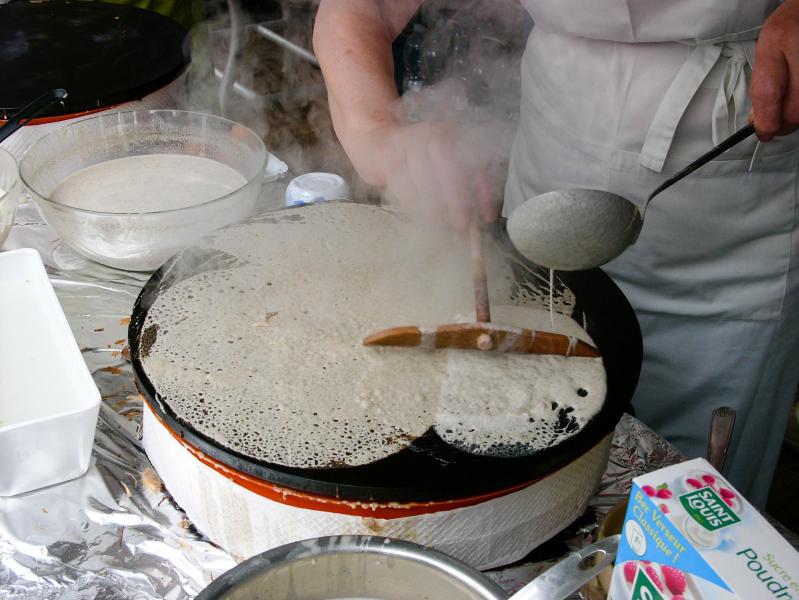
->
[364, 322, 600, 358]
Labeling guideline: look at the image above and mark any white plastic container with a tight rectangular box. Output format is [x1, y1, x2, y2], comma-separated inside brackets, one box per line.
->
[0, 248, 100, 496]
[285, 172, 352, 207]
[142, 399, 612, 569]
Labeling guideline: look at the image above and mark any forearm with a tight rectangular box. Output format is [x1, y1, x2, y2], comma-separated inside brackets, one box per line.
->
[313, 0, 421, 183]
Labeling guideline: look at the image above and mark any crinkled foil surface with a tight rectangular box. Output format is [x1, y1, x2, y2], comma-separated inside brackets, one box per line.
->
[2, 199, 796, 599]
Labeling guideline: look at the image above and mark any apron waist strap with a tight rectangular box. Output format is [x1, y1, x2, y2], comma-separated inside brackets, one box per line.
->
[639, 28, 759, 173]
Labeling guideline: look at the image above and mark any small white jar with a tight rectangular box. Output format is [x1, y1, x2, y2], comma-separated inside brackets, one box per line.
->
[285, 172, 352, 207]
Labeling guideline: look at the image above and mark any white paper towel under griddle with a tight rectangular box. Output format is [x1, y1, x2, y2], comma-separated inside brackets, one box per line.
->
[143, 403, 611, 569]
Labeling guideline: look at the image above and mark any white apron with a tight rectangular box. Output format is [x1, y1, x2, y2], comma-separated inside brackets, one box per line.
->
[508, 0, 799, 506]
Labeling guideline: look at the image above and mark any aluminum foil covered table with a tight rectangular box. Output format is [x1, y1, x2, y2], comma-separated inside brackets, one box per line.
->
[1, 198, 793, 599]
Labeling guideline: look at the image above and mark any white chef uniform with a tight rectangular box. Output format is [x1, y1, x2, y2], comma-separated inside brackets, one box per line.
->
[505, 0, 799, 506]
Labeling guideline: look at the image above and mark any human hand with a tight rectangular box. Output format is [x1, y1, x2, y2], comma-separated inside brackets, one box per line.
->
[347, 119, 502, 230]
[751, 0, 799, 141]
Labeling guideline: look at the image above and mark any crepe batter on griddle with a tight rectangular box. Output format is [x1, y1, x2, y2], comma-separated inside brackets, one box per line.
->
[141, 203, 606, 468]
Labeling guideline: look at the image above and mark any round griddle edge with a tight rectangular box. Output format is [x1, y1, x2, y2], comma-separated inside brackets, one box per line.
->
[129, 213, 642, 503]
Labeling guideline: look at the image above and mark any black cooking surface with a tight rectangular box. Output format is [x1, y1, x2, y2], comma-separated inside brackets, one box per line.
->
[130, 218, 642, 503]
[0, 1, 188, 118]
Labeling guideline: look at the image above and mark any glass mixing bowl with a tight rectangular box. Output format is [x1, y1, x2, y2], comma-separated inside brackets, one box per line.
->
[19, 110, 268, 271]
[0, 148, 20, 248]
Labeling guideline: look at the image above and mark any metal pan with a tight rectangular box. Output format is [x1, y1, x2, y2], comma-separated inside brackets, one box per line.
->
[197, 534, 620, 600]
[196, 536, 508, 600]
[129, 207, 642, 503]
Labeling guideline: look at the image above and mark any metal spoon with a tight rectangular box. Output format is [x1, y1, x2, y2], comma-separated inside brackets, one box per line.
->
[507, 123, 756, 271]
[0, 88, 68, 144]
[507, 534, 620, 600]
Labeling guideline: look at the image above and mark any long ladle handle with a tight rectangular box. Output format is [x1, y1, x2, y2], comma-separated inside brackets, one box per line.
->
[645, 123, 756, 206]
[0, 89, 68, 144]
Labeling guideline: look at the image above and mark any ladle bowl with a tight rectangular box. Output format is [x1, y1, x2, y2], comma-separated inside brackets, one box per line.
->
[508, 124, 756, 271]
[507, 189, 642, 271]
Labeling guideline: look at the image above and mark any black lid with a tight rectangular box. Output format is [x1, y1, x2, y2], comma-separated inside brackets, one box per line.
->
[0, 1, 189, 119]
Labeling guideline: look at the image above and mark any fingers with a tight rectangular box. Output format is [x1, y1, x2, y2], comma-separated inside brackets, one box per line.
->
[751, 43, 789, 142]
[385, 167, 422, 217]
[782, 40, 799, 134]
[476, 168, 500, 224]
[751, 1, 799, 141]
[380, 121, 502, 229]
[428, 128, 501, 229]
[406, 129, 448, 224]
[428, 127, 474, 231]
[466, 122, 505, 224]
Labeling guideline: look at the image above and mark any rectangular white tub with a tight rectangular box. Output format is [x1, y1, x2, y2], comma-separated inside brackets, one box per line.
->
[0, 248, 100, 496]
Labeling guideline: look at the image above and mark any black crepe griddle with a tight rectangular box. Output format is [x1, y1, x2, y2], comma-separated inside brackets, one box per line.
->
[130, 216, 642, 503]
[0, 1, 188, 120]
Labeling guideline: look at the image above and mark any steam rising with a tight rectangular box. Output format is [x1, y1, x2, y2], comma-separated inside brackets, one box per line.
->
[140, 204, 605, 469]
[137, 6, 608, 470]
[373, 0, 528, 222]
[175, 1, 363, 195]
[176, 1, 527, 212]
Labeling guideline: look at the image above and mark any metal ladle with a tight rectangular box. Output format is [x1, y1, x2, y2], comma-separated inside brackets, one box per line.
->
[507, 123, 757, 271]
